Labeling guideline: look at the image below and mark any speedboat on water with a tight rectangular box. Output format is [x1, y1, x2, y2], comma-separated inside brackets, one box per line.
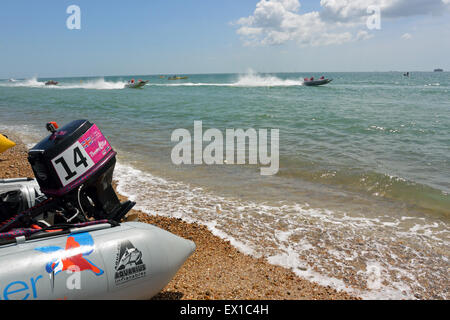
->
[125, 79, 149, 88]
[0, 120, 195, 300]
[168, 76, 188, 80]
[45, 80, 59, 86]
[303, 77, 333, 86]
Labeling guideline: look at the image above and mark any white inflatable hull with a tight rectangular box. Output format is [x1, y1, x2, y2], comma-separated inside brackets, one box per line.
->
[0, 222, 195, 300]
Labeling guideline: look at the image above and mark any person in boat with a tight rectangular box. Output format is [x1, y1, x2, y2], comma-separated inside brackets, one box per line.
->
[320, 76, 325, 80]
[310, 77, 314, 81]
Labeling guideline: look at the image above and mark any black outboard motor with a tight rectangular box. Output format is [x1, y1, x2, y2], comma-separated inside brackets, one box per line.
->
[0, 120, 135, 232]
[25, 120, 135, 225]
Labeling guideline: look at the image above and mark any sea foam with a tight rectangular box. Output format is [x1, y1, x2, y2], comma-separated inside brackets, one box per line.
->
[113, 161, 450, 300]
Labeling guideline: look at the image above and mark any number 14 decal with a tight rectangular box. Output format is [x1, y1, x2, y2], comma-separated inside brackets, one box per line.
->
[54, 146, 89, 180]
[52, 142, 95, 186]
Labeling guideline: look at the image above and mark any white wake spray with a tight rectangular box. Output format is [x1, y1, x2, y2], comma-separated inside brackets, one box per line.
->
[150, 70, 304, 87]
[1, 77, 127, 90]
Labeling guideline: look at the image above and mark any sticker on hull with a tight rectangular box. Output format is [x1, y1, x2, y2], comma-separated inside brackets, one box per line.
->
[35, 233, 104, 291]
[114, 240, 146, 285]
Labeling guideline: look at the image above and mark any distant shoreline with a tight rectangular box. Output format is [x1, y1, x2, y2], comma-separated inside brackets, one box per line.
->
[2, 70, 447, 81]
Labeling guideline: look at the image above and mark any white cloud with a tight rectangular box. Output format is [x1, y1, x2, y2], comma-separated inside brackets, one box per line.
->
[236, 0, 357, 46]
[401, 33, 413, 40]
[235, 0, 450, 47]
[320, 0, 450, 21]
[356, 30, 374, 41]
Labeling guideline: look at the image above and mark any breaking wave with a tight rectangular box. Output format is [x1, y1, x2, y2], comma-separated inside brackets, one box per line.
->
[114, 161, 450, 300]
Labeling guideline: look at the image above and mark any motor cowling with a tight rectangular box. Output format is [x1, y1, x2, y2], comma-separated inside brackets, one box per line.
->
[27, 120, 134, 222]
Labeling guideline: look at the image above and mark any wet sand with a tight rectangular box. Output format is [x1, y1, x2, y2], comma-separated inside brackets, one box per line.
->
[0, 133, 357, 300]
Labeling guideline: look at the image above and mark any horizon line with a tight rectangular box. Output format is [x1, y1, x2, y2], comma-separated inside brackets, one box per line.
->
[2, 70, 446, 80]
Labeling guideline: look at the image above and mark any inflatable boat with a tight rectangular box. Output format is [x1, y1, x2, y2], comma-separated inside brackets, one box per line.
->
[45, 81, 59, 86]
[0, 120, 196, 299]
[0, 219, 195, 300]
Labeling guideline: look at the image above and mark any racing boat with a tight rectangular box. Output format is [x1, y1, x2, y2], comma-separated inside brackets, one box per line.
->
[0, 120, 196, 300]
[125, 80, 149, 89]
[45, 81, 59, 86]
[303, 78, 333, 86]
[168, 76, 188, 80]
[0, 134, 15, 154]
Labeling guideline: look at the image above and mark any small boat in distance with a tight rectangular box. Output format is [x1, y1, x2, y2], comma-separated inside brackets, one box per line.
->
[434, 68, 443, 72]
[403, 72, 410, 77]
[45, 80, 59, 86]
[125, 79, 149, 88]
[303, 76, 333, 86]
[168, 76, 188, 80]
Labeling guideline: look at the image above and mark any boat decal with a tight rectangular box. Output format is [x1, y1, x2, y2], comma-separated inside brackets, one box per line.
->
[35, 233, 104, 291]
[0, 275, 43, 300]
[114, 240, 146, 285]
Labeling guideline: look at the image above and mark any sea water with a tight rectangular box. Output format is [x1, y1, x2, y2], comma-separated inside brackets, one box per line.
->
[1, 71, 449, 299]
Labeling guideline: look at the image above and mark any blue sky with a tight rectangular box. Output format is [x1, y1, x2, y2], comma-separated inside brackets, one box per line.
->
[1, 0, 449, 78]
